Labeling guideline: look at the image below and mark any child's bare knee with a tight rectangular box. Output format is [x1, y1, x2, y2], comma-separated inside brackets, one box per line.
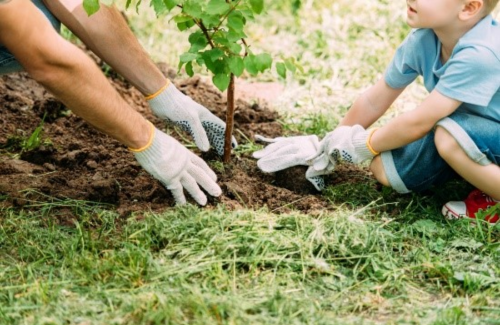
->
[434, 126, 460, 160]
[370, 155, 390, 187]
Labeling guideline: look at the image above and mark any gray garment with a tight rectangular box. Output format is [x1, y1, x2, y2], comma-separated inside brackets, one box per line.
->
[382, 112, 499, 193]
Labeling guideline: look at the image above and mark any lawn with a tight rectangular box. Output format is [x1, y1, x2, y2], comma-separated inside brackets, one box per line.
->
[1, 1, 500, 324]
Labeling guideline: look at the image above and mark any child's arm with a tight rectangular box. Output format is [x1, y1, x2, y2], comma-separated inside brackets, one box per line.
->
[340, 78, 405, 128]
[370, 89, 461, 153]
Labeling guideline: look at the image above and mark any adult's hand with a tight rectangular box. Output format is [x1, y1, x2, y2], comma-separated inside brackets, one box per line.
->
[132, 125, 222, 205]
[252, 134, 329, 191]
[147, 82, 238, 156]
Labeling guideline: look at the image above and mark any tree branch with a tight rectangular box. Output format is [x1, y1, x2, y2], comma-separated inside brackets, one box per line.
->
[176, 4, 215, 49]
[212, 0, 242, 36]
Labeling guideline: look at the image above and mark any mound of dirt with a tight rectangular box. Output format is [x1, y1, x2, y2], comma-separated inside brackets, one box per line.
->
[0, 54, 371, 218]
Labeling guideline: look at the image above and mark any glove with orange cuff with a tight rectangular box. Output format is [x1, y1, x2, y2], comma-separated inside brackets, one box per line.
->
[146, 81, 237, 156]
[307, 125, 379, 173]
[130, 123, 222, 206]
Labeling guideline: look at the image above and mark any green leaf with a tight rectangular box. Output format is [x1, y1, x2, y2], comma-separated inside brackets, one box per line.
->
[227, 28, 246, 42]
[228, 56, 244, 77]
[276, 62, 286, 79]
[151, 0, 167, 14]
[201, 13, 219, 28]
[244, 55, 258, 75]
[186, 61, 194, 77]
[177, 60, 184, 74]
[213, 32, 230, 46]
[213, 60, 227, 74]
[83, 0, 100, 16]
[201, 52, 227, 75]
[134, 0, 142, 13]
[164, 0, 178, 10]
[227, 11, 245, 32]
[188, 31, 208, 52]
[254, 53, 272, 72]
[292, 0, 302, 13]
[205, 48, 224, 62]
[239, 8, 255, 21]
[177, 20, 195, 31]
[202, 53, 215, 72]
[183, 0, 203, 18]
[196, 57, 205, 66]
[206, 0, 230, 15]
[180, 52, 199, 63]
[228, 42, 242, 55]
[249, 0, 264, 14]
[284, 58, 297, 73]
[173, 15, 193, 23]
[213, 73, 230, 91]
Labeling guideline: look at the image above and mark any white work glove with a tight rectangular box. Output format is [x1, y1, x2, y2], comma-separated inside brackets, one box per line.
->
[307, 125, 376, 173]
[252, 134, 331, 191]
[132, 126, 222, 206]
[147, 82, 238, 156]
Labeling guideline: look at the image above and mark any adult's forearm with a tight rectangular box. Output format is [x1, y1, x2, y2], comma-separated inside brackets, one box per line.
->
[42, 0, 166, 95]
[0, 0, 150, 149]
[33, 41, 151, 149]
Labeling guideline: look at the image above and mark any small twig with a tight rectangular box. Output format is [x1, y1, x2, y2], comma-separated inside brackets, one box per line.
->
[212, 0, 242, 36]
[197, 19, 216, 49]
[176, 4, 215, 48]
[241, 38, 249, 56]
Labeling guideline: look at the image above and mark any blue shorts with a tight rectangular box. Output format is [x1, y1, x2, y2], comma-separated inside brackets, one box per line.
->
[381, 112, 500, 193]
[0, 0, 61, 75]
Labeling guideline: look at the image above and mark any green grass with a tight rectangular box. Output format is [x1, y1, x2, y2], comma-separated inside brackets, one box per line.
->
[2, 1, 500, 324]
[1, 192, 499, 324]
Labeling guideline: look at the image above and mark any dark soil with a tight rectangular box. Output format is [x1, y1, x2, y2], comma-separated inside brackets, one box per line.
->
[0, 54, 372, 218]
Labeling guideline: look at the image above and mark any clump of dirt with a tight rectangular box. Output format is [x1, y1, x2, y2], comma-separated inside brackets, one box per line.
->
[0, 55, 372, 219]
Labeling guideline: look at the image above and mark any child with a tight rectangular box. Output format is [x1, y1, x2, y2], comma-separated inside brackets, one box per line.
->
[254, 0, 500, 222]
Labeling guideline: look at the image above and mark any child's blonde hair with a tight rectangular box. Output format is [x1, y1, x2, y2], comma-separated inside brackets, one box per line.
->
[484, 0, 499, 14]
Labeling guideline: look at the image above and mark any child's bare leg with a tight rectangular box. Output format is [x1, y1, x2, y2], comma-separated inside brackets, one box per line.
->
[434, 126, 500, 200]
[369, 155, 390, 187]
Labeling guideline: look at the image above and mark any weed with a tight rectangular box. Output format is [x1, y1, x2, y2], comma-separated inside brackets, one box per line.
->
[3, 114, 50, 153]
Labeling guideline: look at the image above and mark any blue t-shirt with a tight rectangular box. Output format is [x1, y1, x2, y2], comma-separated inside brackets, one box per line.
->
[384, 15, 500, 123]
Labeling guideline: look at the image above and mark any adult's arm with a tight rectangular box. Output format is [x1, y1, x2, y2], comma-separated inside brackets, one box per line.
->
[0, 0, 150, 148]
[41, 0, 238, 155]
[0, 0, 222, 205]
[41, 0, 165, 95]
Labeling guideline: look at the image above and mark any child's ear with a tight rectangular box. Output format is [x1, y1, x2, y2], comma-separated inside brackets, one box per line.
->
[459, 0, 484, 20]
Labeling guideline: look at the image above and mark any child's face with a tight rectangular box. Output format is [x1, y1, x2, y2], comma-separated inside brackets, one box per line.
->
[406, 0, 465, 29]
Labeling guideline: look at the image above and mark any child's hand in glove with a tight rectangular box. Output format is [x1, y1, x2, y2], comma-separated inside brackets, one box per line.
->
[252, 134, 333, 191]
[147, 82, 237, 156]
[132, 125, 222, 206]
[307, 125, 378, 172]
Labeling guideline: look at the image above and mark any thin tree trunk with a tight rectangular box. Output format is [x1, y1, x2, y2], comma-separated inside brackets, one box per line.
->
[223, 73, 235, 163]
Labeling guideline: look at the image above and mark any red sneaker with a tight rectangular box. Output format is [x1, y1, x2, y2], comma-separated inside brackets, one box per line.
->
[442, 189, 499, 223]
